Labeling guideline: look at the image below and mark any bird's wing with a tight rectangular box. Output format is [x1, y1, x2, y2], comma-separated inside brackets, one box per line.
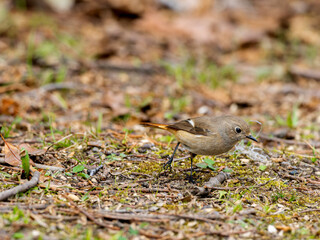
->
[167, 118, 213, 136]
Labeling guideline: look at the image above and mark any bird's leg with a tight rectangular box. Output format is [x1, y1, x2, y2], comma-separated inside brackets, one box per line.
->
[163, 142, 180, 171]
[188, 153, 197, 183]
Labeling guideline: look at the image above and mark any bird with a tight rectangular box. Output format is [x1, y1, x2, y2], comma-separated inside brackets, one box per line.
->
[142, 115, 258, 183]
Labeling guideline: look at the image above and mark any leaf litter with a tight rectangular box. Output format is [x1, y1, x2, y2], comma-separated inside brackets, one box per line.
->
[0, 0, 320, 239]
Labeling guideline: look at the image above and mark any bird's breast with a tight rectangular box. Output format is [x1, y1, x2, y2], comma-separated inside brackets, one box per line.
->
[175, 130, 236, 156]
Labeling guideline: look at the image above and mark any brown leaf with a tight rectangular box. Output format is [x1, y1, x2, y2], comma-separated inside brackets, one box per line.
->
[275, 225, 291, 232]
[289, 16, 320, 45]
[93, 91, 130, 117]
[18, 143, 46, 156]
[0, 98, 20, 116]
[3, 142, 21, 166]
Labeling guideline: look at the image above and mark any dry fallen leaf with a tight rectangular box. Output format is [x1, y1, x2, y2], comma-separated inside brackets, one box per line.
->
[3, 142, 21, 166]
[289, 16, 320, 45]
[18, 143, 46, 156]
[66, 193, 80, 201]
[102, 91, 130, 116]
[0, 97, 20, 116]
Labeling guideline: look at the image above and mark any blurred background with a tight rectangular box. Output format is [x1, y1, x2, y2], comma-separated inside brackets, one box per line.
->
[0, 0, 320, 144]
[1, 1, 320, 239]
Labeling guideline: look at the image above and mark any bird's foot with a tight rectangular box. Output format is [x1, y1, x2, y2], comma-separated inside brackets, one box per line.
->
[187, 174, 196, 184]
[163, 159, 173, 171]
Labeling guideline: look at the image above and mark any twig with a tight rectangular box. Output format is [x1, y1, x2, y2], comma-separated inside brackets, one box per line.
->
[167, 213, 226, 224]
[0, 158, 65, 171]
[133, 187, 179, 193]
[130, 172, 152, 178]
[283, 174, 306, 182]
[204, 172, 231, 188]
[206, 178, 274, 191]
[299, 208, 320, 214]
[100, 212, 171, 223]
[0, 171, 40, 201]
[192, 172, 231, 196]
[189, 230, 252, 237]
[67, 197, 171, 239]
[98, 211, 226, 224]
[137, 229, 164, 239]
[77, 206, 120, 230]
[93, 61, 159, 75]
[304, 140, 320, 156]
[260, 134, 320, 148]
[33, 163, 65, 172]
[0, 204, 50, 212]
[63, 194, 120, 230]
[289, 66, 320, 81]
[40, 82, 85, 92]
[41, 215, 79, 221]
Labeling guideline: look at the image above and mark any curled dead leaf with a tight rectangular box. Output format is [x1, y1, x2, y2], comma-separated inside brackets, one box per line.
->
[3, 142, 21, 166]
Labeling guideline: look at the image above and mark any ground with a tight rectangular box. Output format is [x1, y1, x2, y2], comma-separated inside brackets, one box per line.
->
[0, 0, 320, 239]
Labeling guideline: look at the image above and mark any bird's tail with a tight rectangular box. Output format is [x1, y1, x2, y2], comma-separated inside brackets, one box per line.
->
[140, 122, 169, 130]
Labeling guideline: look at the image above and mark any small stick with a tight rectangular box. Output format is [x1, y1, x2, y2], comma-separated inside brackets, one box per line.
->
[289, 66, 320, 81]
[0, 171, 40, 201]
[62, 193, 120, 230]
[205, 178, 274, 190]
[0, 158, 64, 172]
[299, 208, 320, 214]
[260, 134, 320, 148]
[33, 163, 65, 172]
[204, 172, 231, 188]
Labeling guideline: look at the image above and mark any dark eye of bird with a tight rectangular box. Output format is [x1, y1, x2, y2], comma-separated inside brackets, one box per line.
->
[235, 127, 242, 133]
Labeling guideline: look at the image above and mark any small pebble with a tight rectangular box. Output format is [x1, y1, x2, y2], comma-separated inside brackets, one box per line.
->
[280, 162, 290, 167]
[279, 230, 284, 237]
[241, 232, 252, 238]
[240, 158, 250, 164]
[60, 175, 67, 181]
[92, 147, 99, 152]
[197, 105, 210, 115]
[268, 225, 277, 234]
[149, 206, 159, 212]
[289, 170, 299, 175]
[140, 143, 153, 150]
[32, 230, 40, 238]
[137, 148, 146, 153]
[91, 178, 97, 183]
[67, 193, 80, 201]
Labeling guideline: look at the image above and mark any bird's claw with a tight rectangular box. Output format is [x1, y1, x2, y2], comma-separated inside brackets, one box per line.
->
[188, 174, 196, 184]
[163, 160, 172, 171]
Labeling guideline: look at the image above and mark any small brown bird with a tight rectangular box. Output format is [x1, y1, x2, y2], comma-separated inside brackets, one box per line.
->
[142, 115, 258, 182]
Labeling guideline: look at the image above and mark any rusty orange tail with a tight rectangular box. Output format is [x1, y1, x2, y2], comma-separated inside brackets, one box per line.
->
[141, 122, 169, 130]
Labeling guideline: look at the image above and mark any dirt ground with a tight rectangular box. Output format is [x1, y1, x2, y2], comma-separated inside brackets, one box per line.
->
[0, 0, 320, 239]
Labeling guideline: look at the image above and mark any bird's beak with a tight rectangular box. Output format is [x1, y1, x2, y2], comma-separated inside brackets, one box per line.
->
[246, 135, 258, 142]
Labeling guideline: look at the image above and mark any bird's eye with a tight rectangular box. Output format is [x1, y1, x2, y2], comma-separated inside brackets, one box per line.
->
[235, 127, 242, 134]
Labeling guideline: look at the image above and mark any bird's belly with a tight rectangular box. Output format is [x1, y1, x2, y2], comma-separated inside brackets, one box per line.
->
[175, 130, 234, 156]
[182, 142, 233, 155]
